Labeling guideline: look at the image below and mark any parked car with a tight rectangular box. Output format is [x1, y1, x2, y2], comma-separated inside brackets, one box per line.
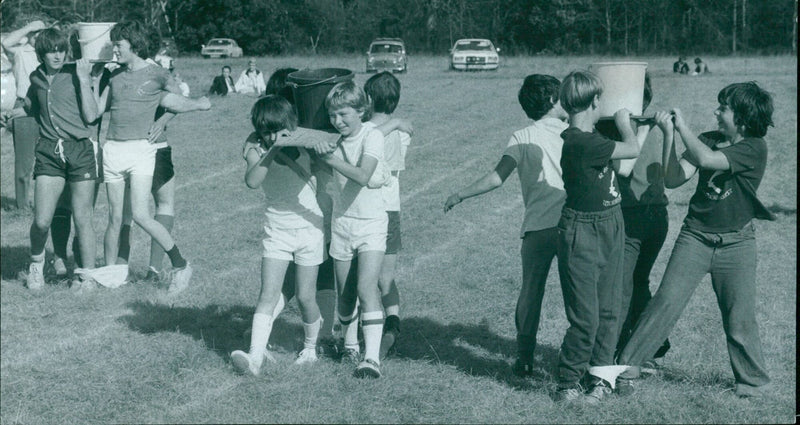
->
[201, 38, 243, 59]
[366, 38, 407, 73]
[449, 38, 500, 71]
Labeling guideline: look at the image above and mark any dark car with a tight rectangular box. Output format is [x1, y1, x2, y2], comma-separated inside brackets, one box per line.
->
[366, 38, 407, 73]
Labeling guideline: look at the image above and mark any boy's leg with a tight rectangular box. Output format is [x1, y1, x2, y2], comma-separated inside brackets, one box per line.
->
[709, 223, 770, 392]
[128, 174, 184, 267]
[28, 175, 66, 289]
[69, 179, 97, 270]
[315, 253, 337, 339]
[148, 147, 176, 273]
[13, 116, 38, 210]
[118, 183, 133, 263]
[104, 180, 127, 265]
[334, 258, 360, 358]
[51, 187, 72, 272]
[617, 227, 712, 368]
[355, 250, 385, 361]
[515, 227, 558, 375]
[295, 263, 322, 362]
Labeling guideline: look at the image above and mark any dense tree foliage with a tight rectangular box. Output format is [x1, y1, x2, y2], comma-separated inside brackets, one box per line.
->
[1, 0, 795, 55]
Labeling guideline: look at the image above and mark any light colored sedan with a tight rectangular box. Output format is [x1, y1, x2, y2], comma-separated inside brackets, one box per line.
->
[449, 39, 500, 71]
[201, 38, 243, 59]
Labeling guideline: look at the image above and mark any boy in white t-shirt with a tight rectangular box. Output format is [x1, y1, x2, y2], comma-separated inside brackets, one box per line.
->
[444, 74, 568, 377]
[317, 81, 387, 378]
[230, 95, 326, 375]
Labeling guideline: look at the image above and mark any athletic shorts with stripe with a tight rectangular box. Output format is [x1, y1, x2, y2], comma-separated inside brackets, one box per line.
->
[33, 137, 99, 182]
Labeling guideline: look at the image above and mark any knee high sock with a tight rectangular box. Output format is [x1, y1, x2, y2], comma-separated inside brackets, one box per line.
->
[249, 313, 273, 364]
[382, 280, 400, 319]
[71, 236, 82, 268]
[316, 289, 337, 339]
[149, 214, 174, 270]
[361, 310, 384, 364]
[51, 208, 72, 260]
[339, 300, 360, 351]
[303, 317, 322, 350]
[118, 224, 132, 262]
[165, 245, 187, 268]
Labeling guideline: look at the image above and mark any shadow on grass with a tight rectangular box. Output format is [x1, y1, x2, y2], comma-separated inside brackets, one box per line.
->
[393, 316, 559, 391]
[118, 301, 303, 361]
[767, 203, 796, 216]
[1, 245, 30, 280]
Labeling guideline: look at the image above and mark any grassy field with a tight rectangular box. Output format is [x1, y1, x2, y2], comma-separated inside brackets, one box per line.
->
[0, 54, 796, 424]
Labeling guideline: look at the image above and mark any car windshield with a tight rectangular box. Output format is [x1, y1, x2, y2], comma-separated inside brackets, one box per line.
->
[454, 40, 493, 51]
[370, 43, 403, 53]
[209, 40, 231, 46]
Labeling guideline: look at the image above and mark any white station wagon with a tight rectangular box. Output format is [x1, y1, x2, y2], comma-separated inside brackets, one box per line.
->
[449, 38, 500, 71]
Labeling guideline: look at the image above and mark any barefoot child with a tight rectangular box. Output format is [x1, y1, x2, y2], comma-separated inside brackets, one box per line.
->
[444, 74, 568, 376]
[553, 70, 639, 403]
[231, 95, 326, 375]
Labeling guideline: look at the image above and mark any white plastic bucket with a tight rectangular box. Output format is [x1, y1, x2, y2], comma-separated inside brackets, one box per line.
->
[589, 62, 648, 117]
[77, 22, 115, 61]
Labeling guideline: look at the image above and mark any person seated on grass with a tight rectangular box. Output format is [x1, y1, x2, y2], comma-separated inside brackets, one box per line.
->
[209, 65, 235, 96]
[692, 57, 709, 75]
[444, 74, 567, 377]
[616, 82, 775, 399]
[673, 56, 690, 75]
[551, 70, 639, 404]
[235, 59, 265, 96]
[230, 95, 326, 375]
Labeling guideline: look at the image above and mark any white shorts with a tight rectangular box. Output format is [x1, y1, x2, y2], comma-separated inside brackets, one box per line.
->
[262, 224, 325, 266]
[103, 139, 157, 183]
[329, 214, 388, 261]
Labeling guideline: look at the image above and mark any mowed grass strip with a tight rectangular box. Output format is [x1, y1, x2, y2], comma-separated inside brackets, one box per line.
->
[1, 55, 796, 423]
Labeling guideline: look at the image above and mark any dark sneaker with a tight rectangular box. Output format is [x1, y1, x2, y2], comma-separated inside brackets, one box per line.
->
[317, 337, 340, 359]
[552, 387, 584, 403]
[512, 356, 534, 377]
[353, 358, 381, 379]
[615, 377, 635, 396]
[341, 348, 361, 365]
[585, 379, 613, 404]
[379, 329, 399, 360]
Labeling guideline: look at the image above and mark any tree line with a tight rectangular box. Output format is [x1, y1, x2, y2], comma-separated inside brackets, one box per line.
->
[1, 0, 796, 56]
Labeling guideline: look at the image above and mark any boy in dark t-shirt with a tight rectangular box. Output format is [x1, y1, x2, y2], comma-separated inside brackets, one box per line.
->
[616, 82, 775, 399]
[552, 70, 640, 404]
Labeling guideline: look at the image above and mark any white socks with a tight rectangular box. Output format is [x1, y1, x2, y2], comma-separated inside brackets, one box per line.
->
[249, 313, 273, 365]
[361, 310, 384, 364]
[303, 317, 322, 350]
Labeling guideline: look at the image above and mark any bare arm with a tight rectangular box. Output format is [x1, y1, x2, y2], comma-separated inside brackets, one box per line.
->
[375, 117, 414, 136]
[444, 155, 516, 212]
[244, 141, 280, 189]
[658, 110, 697, 188]
[610, 109, 640, 160]
[672, 108, 730, 171]
[319, 152, 378, 187]
[615, 123, 652, 177]
[1, 20, 45, 51]
[74, 59, 103, 124]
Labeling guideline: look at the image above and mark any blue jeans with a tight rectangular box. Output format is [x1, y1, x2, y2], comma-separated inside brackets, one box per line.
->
[618, 222, 770, 387]
[556, 207, 625, 388]
[516, 227, 559, 356]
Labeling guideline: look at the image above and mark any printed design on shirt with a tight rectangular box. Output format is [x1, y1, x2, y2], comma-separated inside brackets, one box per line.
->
[703, 170, 733, 201]
[137, 78, 162, 97]
[599, 165, 621, 206]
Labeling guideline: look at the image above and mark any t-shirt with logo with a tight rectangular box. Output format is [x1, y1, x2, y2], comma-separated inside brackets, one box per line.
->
[560, 127, 621, 212]
[107, 63, 170, 140]
[684, 131, 768, 233]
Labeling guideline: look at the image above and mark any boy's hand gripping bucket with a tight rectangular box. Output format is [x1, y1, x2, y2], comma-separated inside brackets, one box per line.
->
[76, 22, 116, 62]
[287, 68, 354, 131]
[589, 62, 648, 118]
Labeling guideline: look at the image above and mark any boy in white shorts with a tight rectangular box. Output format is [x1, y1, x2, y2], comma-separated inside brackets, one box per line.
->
[318, 81, 388, 378]
[230, 95, 325, 375]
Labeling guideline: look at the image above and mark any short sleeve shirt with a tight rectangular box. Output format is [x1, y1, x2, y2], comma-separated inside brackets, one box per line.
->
[560, 127, 621, 211]
[7, 44, 38, 98]
[26, 64, 99, 141]
[330, 125, 386, 218]
[370, 123, 411, 212]
[107, 64, 170, 140]
[503, 117, 568, 235]
[684, 131, 768, 232]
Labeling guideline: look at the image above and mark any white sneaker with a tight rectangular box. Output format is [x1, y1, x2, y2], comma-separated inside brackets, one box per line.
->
[294, 347, 318, 365]
[53, 257, 68, 276]
[27, 261, 45, 290]
[168, 263, 192, 295]
[230, 350, 261, 376]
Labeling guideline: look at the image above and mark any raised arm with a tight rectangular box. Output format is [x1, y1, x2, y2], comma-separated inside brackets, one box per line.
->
[615, 123, 652, 177]
[658, 110, 697, 188]
[444, 155, 516, 212]
[1, 20, 46, 51]
[74, 59, 103, 124]
[610, 109, 640, 160]
[319, 151, 377, 187]
[672, 108, 730, 171]
[244, 134, 281, 189]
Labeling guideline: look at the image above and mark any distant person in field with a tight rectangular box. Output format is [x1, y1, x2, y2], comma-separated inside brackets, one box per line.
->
[444, 74, 568, 377]
[552, 70, 639, 404]
[117, 52, 211, 283]
[673, 56, 690, 74]
[95, 20, 209, 294]
[692, 57, 709, 75]
[230, 95, 327, 375]
[363, 71, 412, 359]
[209, 65, 235, 96]
[235, 58, 266, 96]
[616, 82, 775, 399]
[21, 27, 103, 291]
[594, 73, 672, 380]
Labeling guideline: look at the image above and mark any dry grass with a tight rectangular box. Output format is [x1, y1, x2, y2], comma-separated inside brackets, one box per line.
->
[0, 54, 796, 424]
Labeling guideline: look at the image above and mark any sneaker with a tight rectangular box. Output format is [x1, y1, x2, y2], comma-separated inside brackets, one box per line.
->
[168, 263, 193, 295]
[552, 387, 584, 403]
[512, 356, 534, 377]
[341, 348, 361, 365]
[144, 268, 161, 285]
[379, 329, 399, 360]
[52, 257, 68, 277]
[27, 261, 45, 290]
[317, 337, 340, 359]
[585, 380, 613, 404]
[354, 358, 381, 379]
[294, 347, 318, 365]
[615, 377, 635, 396]
[71, 275, 97, 291]
[230, 350, 261, 376]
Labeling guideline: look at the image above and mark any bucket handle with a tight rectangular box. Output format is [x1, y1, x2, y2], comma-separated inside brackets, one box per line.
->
[288, 74, 343, 88]
[77, 24, 114, 45]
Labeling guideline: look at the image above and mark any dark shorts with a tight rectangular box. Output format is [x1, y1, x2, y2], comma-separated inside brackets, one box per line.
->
[152, 146, 175, 192]
[33, 138, 98, 182]
[386, 210, 402, 255]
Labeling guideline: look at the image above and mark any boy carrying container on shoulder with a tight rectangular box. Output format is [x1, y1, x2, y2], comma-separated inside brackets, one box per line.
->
[553, 70, 640, 404]
[230, 95, 326, 376]
[616, 82, 774, 399]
